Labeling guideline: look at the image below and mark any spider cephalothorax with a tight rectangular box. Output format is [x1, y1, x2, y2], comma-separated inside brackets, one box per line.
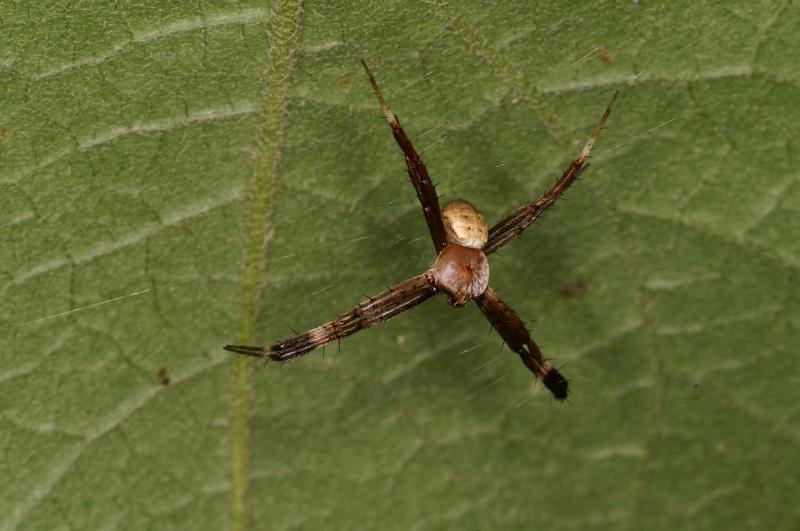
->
[225, 60, 618, 401]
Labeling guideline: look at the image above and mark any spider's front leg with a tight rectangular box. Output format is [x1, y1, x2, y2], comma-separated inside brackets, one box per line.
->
[483, 92, 618, 255]
[475, 286, 568, 400]
[361, 59, 449, 254]
[225, 272, 438, 362]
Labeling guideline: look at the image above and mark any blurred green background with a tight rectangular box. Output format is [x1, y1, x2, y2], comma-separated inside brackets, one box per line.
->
[1, 1, 798, 530]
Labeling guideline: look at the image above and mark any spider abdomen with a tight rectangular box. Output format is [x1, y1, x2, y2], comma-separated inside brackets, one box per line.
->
[433, 244, 490, 306]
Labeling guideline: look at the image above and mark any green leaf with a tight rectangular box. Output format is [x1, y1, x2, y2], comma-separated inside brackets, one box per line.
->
[2, 1, 798, 530]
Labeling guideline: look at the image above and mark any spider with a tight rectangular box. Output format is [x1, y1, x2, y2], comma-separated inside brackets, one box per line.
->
[225, 60, 617, 401]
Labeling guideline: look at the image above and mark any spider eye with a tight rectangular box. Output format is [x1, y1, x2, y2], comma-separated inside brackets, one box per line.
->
[441, 200, 488, 249]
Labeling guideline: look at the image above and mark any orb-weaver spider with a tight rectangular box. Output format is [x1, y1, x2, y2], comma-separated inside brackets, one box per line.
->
[226, 60, 617, 401]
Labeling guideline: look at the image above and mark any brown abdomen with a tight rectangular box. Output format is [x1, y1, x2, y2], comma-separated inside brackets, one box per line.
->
[433, 244, 490, 306]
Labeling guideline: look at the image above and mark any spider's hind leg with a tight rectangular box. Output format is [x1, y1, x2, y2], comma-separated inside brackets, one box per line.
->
[475, 286, 568, 401]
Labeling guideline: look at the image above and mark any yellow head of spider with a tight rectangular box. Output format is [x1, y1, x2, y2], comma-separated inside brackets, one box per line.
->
[441, 199, 488, 249]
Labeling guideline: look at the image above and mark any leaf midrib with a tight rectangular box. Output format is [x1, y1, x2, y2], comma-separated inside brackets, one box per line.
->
[229, 3, 304, 531]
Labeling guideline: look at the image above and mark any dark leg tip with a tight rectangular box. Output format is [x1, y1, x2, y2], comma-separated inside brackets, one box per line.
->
[223, 344, 266, 358]
[543, 369, 569, 401]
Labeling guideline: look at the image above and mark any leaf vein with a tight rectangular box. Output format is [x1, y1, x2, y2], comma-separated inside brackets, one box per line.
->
[228, 2, 304, 530]
[5, 103, 258, 186]
[30, 8, 271, 82]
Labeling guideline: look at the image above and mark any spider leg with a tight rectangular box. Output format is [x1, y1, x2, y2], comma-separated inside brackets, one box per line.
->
[225, 272, 438, 362]
[475, 286, 568, 400]
[482, 92, 619, 256]
[361, 59, 449, 254]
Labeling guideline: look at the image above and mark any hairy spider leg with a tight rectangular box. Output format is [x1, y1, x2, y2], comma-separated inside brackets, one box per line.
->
[476, 286, 568, 400]
[482, 92, 619, 256]
[225, 273, 438, 361]
[361, 59, 449, 254]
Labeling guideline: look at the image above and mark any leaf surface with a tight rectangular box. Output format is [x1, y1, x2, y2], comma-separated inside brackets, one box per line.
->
[1, 1, 798, 530]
